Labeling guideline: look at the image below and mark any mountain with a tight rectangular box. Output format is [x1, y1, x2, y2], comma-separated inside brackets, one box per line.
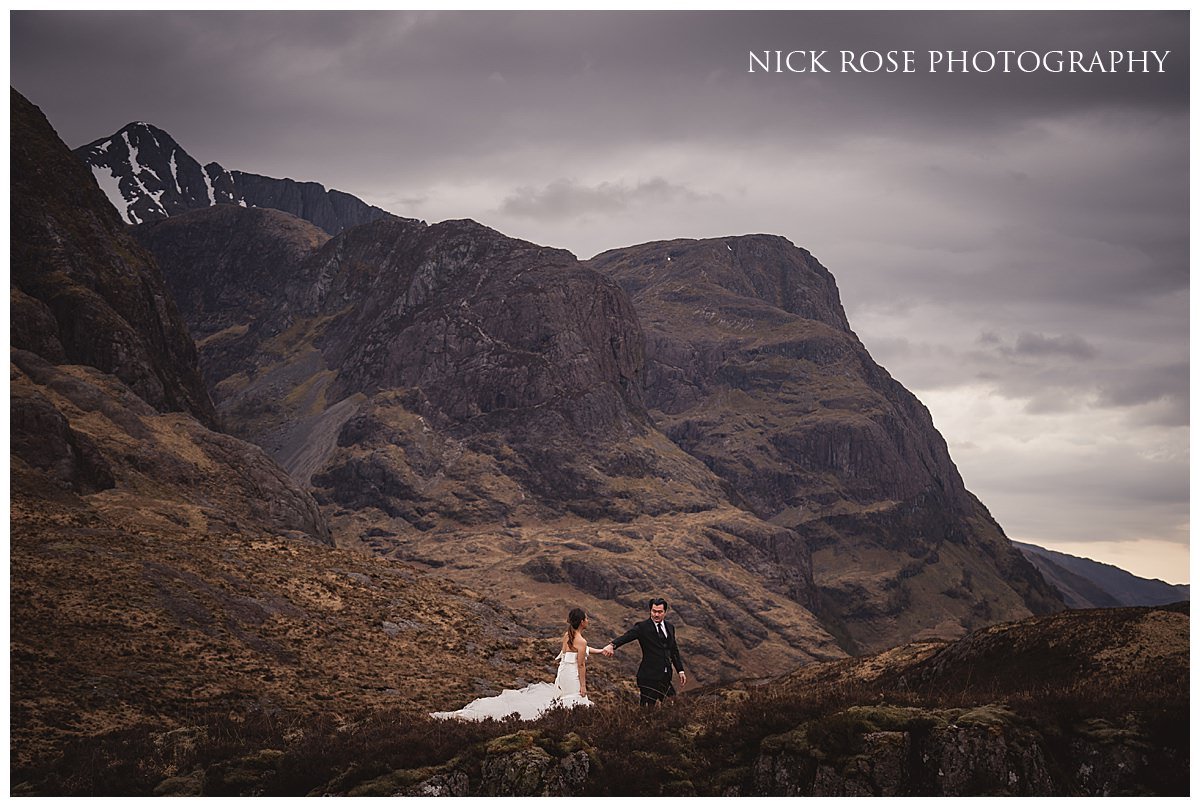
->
[74, 121, 393, 235]
[585, 237, 1064, 653]
[1014, 540, 1189, 609]
[133, 206, 848, 684]
[134, 203, 1066, 679]
[14, 604, 1188, 795]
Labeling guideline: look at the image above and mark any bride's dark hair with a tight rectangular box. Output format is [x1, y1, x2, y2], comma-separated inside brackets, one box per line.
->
[565, 607, 587, 649]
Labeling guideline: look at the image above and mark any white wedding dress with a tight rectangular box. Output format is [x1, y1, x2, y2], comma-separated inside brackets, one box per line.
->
[431, 650, 594, 721]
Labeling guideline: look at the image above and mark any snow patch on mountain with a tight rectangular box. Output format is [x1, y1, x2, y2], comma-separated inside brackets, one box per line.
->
[201, 164, 215, 205]
[122, 131, 142, 173]
[119, 131, 164, 219]
[168, 150, 182, 195]
[90, 165, 127, 220]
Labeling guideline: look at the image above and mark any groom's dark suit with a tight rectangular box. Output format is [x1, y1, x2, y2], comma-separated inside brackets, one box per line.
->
[612, 619, 685, 705]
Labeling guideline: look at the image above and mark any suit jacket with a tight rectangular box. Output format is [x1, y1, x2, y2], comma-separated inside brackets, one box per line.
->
[613, 619, 685, 683]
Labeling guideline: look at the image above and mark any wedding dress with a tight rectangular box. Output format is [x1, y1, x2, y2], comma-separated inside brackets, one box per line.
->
[431, 650, 594, 721]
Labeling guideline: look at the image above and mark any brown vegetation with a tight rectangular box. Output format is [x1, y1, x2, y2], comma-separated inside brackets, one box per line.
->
[12, 605, 1187, 796]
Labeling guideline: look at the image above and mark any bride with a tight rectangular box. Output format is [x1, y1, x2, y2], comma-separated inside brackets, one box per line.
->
[431, 608, 601, 721]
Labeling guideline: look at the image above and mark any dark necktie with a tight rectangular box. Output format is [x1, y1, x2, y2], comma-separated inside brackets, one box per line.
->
[657, 622, 666, 641]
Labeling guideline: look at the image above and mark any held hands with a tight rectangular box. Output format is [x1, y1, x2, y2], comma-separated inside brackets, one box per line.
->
[600, 643, 615, 657]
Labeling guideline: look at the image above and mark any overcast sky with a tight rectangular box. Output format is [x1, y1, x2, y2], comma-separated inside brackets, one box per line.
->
[11, 10, 1189, 583]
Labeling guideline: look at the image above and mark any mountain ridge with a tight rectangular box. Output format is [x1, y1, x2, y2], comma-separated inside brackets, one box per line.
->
[11, 91, 216, 427]
[1014, 539, 1189, 609]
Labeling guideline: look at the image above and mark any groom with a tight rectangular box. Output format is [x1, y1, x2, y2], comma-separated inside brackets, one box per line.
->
[601, 598, 686, 706]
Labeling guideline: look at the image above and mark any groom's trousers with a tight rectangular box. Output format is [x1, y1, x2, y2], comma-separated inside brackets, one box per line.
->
[638, 676, 676, 706]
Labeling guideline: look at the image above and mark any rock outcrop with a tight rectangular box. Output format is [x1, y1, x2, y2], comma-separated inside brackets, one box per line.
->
[752, 704, 1057, 796]
[746, 603, 1188, 797]
[477, 734, 591, 797]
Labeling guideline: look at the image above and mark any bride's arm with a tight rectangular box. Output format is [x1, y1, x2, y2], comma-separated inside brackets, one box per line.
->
[575, 636, 588, 695]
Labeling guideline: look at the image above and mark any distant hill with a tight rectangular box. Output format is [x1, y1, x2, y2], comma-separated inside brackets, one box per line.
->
[1014, 540, 1189, 608]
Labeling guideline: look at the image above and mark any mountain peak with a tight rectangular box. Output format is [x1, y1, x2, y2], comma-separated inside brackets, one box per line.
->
[120, 120, 168, 135]
[73, 121, 394, 234]
[588, 232, 851, 334]
[79, 121, 179, 162]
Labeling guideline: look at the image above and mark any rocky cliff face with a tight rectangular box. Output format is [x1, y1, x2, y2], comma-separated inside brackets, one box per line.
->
[134, 206, 848, 683]
[132, 205, 331, 394]
[587, 236, 1064, 653]
[75, 121, 393, 235]
[137, 210, 703, 513]
[11, 90, 216, 426]
[9, 87, 325, 539]
[135, 204, 1070, 675]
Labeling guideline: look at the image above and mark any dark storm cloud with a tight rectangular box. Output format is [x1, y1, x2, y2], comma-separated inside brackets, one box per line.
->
[1009, 333, 1098, 361]
[1096, 362, 1189, 411]
[11, 11, 1187, 159]
[500, 177, 711, 220]
[970, 331, 1185, 425]
[875, 324, 1188, 426]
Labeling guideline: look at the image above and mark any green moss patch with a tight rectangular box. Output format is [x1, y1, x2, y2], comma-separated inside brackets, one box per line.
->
[486, 730, 538, 755]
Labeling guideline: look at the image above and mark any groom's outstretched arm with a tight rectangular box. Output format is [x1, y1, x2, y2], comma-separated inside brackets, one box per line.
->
[611, 624, 641, 650]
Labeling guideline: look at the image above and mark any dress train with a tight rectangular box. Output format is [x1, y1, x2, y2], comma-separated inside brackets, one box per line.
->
[431, 650, 593, 722]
